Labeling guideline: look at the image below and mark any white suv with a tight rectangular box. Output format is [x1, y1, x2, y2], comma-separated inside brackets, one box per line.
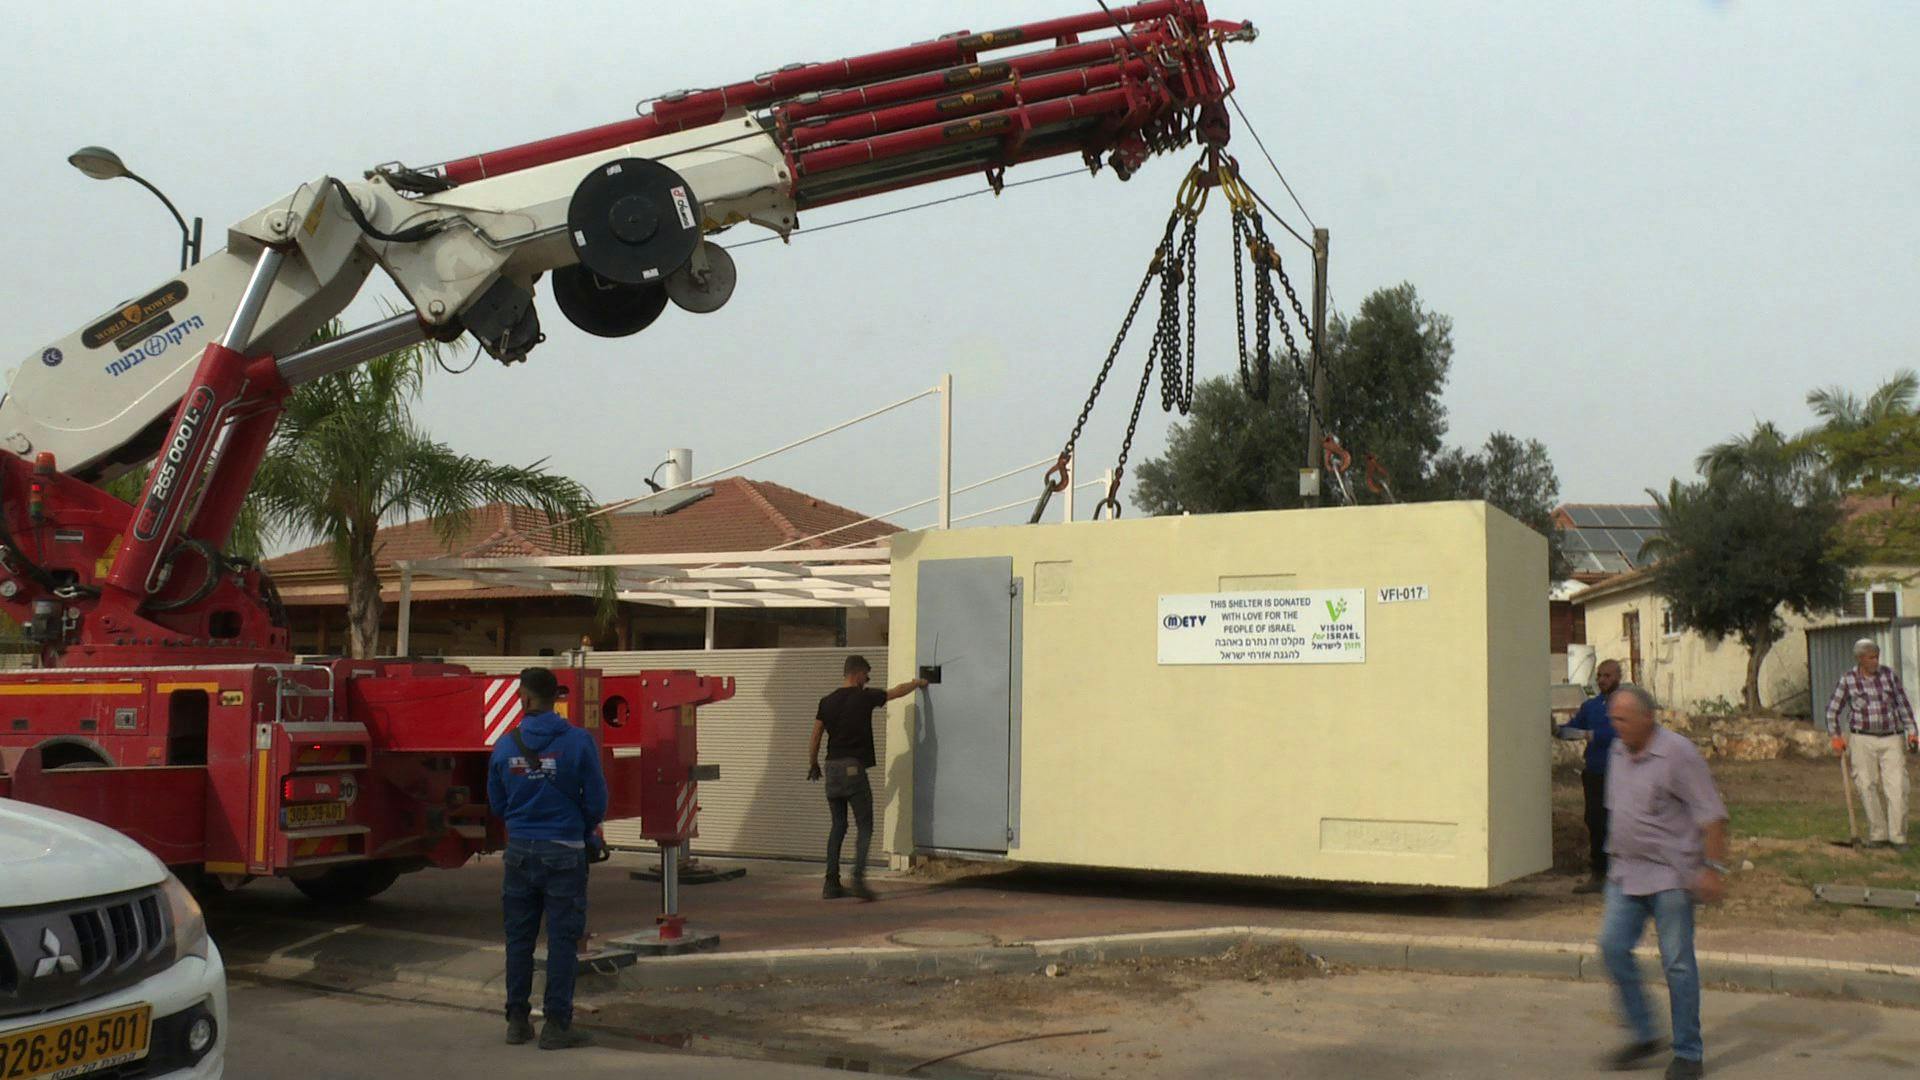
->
[0, 799, 225, 1079]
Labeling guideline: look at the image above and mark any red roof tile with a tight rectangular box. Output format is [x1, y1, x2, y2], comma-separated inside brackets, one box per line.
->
[264, 477, 899, 583]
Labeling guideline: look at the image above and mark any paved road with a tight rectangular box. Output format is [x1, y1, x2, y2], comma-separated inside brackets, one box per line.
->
[223, 978, 852, 1079]
[226, 968, 1920, 1079]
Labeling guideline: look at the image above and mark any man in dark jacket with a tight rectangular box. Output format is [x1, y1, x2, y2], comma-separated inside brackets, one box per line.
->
[486, 666, 607, 1050]
[1556, 658, 1622, 892]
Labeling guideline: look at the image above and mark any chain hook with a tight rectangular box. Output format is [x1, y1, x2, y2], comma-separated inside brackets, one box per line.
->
[1364, 454, 1397, 502]
[1094, 479, 1124, 519]
[1027, 454, 1075, 525]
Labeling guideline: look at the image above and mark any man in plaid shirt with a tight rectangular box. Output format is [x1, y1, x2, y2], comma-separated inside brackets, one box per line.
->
[1825, 639, 1919, 850]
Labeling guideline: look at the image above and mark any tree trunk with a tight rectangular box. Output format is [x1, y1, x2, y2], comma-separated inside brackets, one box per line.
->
[348, 554, 383, 659]
[1743, 636, 1774, 716]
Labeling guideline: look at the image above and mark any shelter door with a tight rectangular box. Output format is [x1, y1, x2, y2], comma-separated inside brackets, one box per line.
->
[913, 557, 1019, 853]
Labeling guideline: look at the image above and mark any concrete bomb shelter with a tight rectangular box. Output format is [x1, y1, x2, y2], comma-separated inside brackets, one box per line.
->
[886, 501, 1551, 889]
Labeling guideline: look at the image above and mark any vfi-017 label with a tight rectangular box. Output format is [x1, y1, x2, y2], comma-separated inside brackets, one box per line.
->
[81, 280, 190, 350]
[1158, 589, 1367, 665]
[133, 385, 216, 542]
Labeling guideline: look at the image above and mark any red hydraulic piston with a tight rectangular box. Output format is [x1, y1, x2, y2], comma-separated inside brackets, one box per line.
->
[794, 87, 1137, 179]
[102, 342, 274, 601]
[776, 38, 1148, 128]
[432, 1, 1187, 185]
[786, 59, 1151, 150]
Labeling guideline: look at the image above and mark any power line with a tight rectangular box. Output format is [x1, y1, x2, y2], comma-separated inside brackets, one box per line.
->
[1229, 96, 1316, 230]
[1095, 0, 1175, 98]
[721, 167, 1087, 251]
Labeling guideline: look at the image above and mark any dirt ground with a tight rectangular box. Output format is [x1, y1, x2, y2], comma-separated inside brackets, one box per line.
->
[1549, 758, 1919, 928]
[590, 941, 1331, 1075]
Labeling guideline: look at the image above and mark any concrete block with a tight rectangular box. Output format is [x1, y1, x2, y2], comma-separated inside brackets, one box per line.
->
[1769, 966, 1846, 998]
[1305, 939, 1410, 970]
[1038, 931, 1244, 967]
[1842, 971, 1920, 1007]
[924, 947, 1039, 977]
[1406, 943, 1582, 979]
[1696, 958, 1775, 994]
[886, 503, 1553, 889]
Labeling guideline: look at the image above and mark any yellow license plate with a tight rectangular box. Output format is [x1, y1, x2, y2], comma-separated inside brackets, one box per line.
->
[283, 801, 347, 828]
[0, 1003, 150, 1080]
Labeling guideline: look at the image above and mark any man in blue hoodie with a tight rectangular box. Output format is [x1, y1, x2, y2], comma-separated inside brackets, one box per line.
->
[486, 666, 607, 1050]
[1556, 658, 1622, 894]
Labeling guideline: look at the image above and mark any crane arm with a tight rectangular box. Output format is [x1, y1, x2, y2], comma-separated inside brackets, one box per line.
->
[0, 1, 1255, 668]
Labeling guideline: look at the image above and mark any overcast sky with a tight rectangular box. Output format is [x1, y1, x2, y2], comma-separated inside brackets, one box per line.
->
[5, 1, 1916, 537]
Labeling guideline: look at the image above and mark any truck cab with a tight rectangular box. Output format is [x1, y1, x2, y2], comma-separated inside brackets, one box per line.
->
[0, 798, 226, 1079]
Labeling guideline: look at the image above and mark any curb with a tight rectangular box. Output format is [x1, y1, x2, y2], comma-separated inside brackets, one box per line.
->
[227, 924, 1920, 1009]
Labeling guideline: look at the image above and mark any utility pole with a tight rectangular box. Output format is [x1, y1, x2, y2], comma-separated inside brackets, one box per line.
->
[1303, 227, 1330, 507]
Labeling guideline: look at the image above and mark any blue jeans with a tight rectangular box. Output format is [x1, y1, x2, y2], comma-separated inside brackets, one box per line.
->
[1599, 883, 1701, 1062]
[502, 839, 588, 1026]
[825, 764, 873, 883]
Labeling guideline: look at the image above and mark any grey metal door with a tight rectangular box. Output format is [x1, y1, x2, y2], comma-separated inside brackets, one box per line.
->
[914, 557, 1017, 852]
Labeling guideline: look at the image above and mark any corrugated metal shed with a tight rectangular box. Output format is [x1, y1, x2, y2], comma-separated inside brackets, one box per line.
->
[1807, 619, 1920, 733]
[447, 648, 887, 864]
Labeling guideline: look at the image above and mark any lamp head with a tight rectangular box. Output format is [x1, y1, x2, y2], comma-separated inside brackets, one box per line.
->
[68, 146, 129, 181]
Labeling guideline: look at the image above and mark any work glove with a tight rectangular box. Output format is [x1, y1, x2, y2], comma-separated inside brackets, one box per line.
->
[807, 762, 822, 782]
[1832, 735, 1848, 754]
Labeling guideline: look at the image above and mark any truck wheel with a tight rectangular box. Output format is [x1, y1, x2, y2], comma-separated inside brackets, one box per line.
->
[290, 860, 403, 904]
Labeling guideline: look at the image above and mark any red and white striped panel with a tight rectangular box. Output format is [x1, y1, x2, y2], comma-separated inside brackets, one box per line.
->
[482, 677, 523, 746]
[675, 782, 698, 838]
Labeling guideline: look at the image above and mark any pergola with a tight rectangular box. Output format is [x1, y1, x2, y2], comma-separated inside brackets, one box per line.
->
[393, 547, 892, 653]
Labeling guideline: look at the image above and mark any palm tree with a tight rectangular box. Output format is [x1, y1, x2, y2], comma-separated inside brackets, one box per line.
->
[249, 332, 605, 658]
[1807, 370, 1918, 433]
[1805, 370, 1920, 491]
[1694, 421, 1822, 485]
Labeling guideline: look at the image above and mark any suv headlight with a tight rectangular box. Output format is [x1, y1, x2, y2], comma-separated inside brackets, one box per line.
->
[162, 873, 210, 962]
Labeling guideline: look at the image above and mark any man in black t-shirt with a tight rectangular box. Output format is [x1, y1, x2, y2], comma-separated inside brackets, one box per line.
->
[808, 654, 927, 900]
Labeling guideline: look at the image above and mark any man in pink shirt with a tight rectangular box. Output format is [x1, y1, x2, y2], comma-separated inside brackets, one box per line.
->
[1595, 684, 1729, 1080]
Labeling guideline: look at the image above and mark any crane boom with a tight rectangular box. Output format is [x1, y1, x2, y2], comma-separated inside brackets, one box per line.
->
[0, 2, 1254, 669]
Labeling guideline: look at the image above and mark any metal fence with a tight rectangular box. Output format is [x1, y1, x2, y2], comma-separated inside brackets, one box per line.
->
[1806, 619, 1920, 733]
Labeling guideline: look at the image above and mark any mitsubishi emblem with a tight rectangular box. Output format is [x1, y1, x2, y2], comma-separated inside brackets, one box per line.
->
[33, 927, 80, 978]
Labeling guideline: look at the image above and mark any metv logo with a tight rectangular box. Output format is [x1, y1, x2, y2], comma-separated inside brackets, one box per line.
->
[1163, 614, 1208, 630]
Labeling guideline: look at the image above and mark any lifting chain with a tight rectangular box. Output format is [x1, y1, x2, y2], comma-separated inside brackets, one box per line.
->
[1223, 159, 1384, 507]
[1157, 207, 1199, 415]
[1231, 208, 1270, 400]
[1028, 154, 1391, 523]
[1028, 201, 1185, 524]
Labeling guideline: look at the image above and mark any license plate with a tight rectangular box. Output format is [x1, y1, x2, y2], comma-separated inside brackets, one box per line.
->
[0, 1004, 150, 1080]
[283, 801, 347, 828]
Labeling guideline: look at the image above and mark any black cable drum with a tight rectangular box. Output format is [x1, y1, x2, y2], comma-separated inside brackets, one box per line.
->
[566, 157, 704, 285]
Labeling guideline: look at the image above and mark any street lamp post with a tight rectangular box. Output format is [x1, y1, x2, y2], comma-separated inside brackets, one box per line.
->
[68, 146, 203, 272]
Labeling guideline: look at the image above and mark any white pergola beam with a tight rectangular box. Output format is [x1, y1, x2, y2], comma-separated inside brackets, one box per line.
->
[395, 547, 894, 611]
